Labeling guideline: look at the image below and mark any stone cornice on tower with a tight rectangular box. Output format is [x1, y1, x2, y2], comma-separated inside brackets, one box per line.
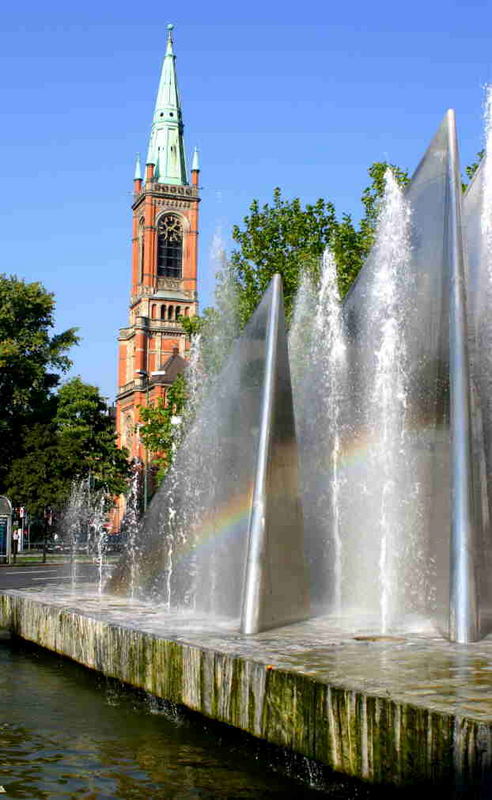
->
[132, 182, 200, 212]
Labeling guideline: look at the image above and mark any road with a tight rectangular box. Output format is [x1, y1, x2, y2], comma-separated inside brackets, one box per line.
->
[0, 562, 99, 590]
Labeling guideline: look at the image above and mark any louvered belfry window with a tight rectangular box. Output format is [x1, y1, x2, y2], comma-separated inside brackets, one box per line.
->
[157, 214, 183, 278]
[138, 218, 145, 282]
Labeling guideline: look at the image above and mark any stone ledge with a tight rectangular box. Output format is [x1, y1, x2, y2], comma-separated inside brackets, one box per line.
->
[1, 589, 491, 791]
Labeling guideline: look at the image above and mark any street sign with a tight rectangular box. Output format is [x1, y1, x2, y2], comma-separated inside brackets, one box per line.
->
[0, 517, 7, 560]
[0, 496, 12, 564]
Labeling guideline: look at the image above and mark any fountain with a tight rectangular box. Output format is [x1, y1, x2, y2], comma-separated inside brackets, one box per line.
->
[2, 103, 492, 792]
[59, 478, 110, 594]
[293, 106, 492, 644]
[108, 106, 492, 646]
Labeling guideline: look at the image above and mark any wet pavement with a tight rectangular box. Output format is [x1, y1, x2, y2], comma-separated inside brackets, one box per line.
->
[0, 563, 97, 591]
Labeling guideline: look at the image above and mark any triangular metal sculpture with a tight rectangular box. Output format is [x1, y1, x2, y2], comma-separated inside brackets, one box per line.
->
[318, 109, 490, 643]
[241, 274, 309, 633]
[109, 275, 309, 634]
[445, 111, 483, 643]
[462, 148, 492, 642]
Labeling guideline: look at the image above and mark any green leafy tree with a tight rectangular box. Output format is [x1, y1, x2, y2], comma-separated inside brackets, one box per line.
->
[139, 373, 187, 486]
[0, 275, 78, 489]
[6, 378, 129, 519]
[6, 423, 68, 519]
[463, 150, 485, 191]
[228, 189, 339, 325]
[55, 377, 129, 495]
[180, 315, 203, 337]
[210, 163, 410, 331]
[331, 212, 367, 298]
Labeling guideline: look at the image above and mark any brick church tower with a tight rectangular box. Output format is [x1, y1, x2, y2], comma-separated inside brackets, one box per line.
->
[116, 25, 200, 464]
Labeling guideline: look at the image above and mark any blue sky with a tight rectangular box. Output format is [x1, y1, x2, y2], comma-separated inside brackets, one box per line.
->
[1, 0, 491, 400]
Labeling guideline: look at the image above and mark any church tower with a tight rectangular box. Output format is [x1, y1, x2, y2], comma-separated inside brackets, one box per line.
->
[116, 25, 199, 462]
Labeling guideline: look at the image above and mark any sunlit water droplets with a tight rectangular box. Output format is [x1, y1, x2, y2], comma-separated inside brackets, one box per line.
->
[369, 170, 413, 631]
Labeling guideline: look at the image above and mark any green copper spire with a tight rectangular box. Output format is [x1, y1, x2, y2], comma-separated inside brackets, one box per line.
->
[147, 24, 188, 185]
[134, 152, 142, 181]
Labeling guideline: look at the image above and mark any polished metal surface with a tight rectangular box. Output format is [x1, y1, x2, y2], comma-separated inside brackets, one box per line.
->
[446, 110, 480, 642]
[462, 142, 492, 641]
[241, 275, 309, 634]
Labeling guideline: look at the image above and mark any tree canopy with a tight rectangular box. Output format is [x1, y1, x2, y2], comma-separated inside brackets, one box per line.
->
[55, 378, 129, 495]
[463, 149, 485, 190]
[0, 275, 79, 489]
[6, 377, 129, 518]
[6, 423, 67, 518]
[139, 373, 187, 486]
[224, 161, 410, 328]
[1, 275, 129, 519]
[229, 190, 338, 324]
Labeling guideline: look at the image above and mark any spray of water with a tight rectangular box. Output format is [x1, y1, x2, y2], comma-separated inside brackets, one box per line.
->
[57, 481, 85, 592]
[474, 86, 492, 408]
[368, 170, 412, 631]
[315, 248, 347, 613]
[92, 493, 108, 595]
[185, 334, 205, 418]
[481, 86, 492, 271]
[289, 269, 317, 407]
[289, 250, 347, 613]
[59, 478, 109, 595]
[119, 238, 241, 614]
[122, 465, 142, 601]
[203, 255, 239, 377]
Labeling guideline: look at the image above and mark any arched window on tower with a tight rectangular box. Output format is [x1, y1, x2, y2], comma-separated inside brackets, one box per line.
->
[157, 214, 183, 279]
[168, 305, 174, 321]
[161, 305, 167, 320]
[138, 218, 145, 283]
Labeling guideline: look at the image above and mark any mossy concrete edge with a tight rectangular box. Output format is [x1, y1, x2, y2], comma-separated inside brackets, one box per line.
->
[1, 591, 491, 789]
